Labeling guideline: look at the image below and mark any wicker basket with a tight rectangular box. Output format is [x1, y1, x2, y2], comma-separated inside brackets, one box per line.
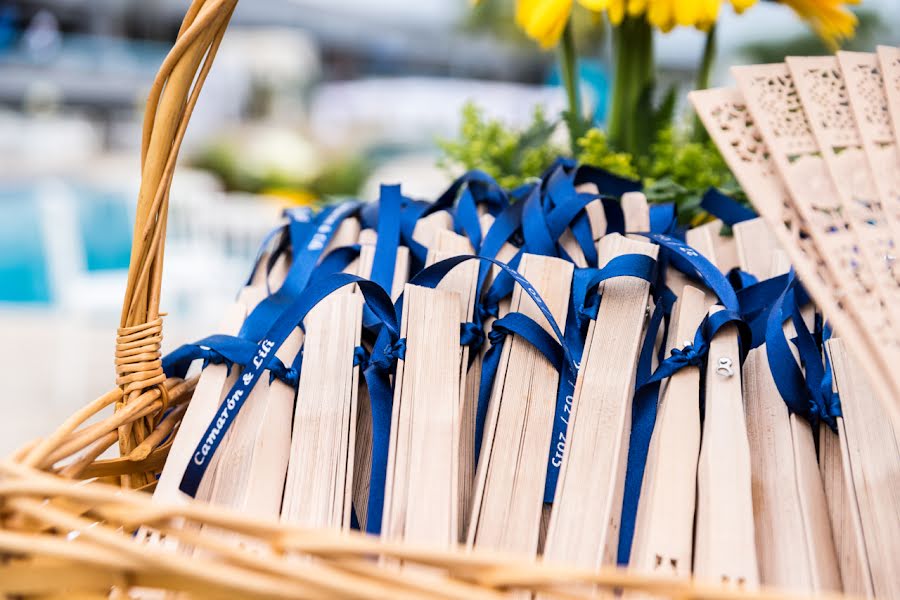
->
[0, 2, 856, 598]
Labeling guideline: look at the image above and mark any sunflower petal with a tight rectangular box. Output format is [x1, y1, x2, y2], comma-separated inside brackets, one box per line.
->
[577, 0, 610, 11]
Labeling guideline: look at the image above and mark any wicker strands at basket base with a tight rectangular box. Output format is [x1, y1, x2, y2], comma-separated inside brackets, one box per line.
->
[2, 0, 898, 596]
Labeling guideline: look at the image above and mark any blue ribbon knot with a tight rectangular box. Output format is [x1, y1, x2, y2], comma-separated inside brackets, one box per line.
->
[270, 363, 299, 387]
[369, 338, 406, 372]
[198, 347, 229, 371]
[353, 345, 369, 369]
[667, 342, 708, 369]
[487, 322, 509, 346]
[460, 321, 485, 351]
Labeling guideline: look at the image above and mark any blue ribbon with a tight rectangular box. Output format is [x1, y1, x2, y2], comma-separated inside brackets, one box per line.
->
[638, 233, 741, 313]
[764, 270, 839, 428]
[179, 273, 399, 498]
[616, 234, 751, 565]
[700, 188, 756, 226]
[618, 305, 749, 564]
[238, 201, 361, 342]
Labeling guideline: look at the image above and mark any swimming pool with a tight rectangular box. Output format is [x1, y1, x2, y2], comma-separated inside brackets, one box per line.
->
[0, 182, 133, 304]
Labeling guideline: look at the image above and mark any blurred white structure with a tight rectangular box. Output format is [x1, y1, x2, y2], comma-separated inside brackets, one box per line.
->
[309, 77, 578, 151]
[0, 164, 282, 456]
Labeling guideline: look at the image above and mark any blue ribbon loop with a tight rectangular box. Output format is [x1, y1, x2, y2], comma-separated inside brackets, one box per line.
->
[179, 273, 399, 499]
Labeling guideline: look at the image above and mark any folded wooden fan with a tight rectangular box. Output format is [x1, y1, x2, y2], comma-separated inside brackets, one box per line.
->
[692, 47, 900, 600]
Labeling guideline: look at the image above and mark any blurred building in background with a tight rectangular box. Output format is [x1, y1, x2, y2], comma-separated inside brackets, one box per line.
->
[0, 0, 898, 453]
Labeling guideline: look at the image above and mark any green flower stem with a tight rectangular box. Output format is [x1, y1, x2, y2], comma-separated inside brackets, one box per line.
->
[559, 20, 583, 154]
[695, 24, 717, 92]
[608, 16, 654, 155]
[692, 24, 717, 141]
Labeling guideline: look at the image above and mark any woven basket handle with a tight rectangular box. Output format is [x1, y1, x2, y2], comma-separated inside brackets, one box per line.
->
[115, 0, 238, 458]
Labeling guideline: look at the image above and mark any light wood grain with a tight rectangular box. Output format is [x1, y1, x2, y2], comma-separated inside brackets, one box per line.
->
[826, 338, 900, 599]
[427, 229, 479, 542]
[382, 284, 461, 547]
[542, 234, 657, 574]
[735, 225, 842, 593]
[626, 285, 707, 594]
[281, 293, 363, 529]
[468, 254, 573, 557]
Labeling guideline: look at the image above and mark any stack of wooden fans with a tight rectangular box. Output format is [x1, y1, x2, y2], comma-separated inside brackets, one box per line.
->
[691, 48, 900, 599]
[0, 0, 897, 595]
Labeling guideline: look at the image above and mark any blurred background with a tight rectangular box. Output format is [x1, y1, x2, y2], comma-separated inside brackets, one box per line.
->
[1, 0, 898, 454]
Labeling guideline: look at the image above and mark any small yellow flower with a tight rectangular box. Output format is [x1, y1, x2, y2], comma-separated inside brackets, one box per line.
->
[644, 0, 749, 32]
[515, 0, 575, 48]
[514, 0, 627, 48]
[778, 0, 859, 49]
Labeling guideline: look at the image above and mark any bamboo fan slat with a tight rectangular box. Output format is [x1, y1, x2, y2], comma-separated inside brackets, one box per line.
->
[626, 285, 707, 591]
[786, 56, 900, 327]
[688, 221, 757, 594]
[733, 218, 839, 593]
[281, 292, 363, 529]
[382, 284, 462, 547]
[426, 229, 480, 541]
[468, 253, 573, 555]
[150, 300, 247, 507]
[200, 258, 296, 521]
[878, 46, 900, 147]
[837, 51, 900, 236]
[826, 338, 900, 599]
[542, 234, 657, 572]
[350, 230, 410, 531]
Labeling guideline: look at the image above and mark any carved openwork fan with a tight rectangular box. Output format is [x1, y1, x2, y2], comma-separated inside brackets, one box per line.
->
[692, 47, 900, 430]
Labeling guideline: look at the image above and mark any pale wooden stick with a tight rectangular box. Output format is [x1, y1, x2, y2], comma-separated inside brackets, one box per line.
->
[694, 306, 758, 589]
[468, 254, 573, 556]
[350, 231, 410, 531]
[627, 285, 707, 593]
[734, 219, 842, 594]
[826, 338, 900, 599]
[412, 210, 453, 251]
[281, 292, 363, 529]
[542, 234, 657, 575]
[622, 192, 650, 237]
[427, 229, 479, 542]
[150, 300, 250, 506]
[686, 228, 757, 590]
[382, 284, 462, 548]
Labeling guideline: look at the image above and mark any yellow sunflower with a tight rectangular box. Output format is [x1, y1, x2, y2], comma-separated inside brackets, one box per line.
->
[513, 0, 597, 48]
[507, 0, 858, 47]
[605, 0, 757, 32]
[778, 0, 859, 49]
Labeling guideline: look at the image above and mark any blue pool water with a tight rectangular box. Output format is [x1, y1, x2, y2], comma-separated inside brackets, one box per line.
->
[0, 186, 51, 303]
[73, 185, 133, 272]
[0, 184, 133, 303]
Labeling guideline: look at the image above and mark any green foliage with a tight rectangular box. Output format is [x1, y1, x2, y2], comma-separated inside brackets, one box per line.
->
[438, 103, 564, 189]
[637, 126, 743, 223]
[575, 128, 637, 179]
[192, 144, 369, 199]
[438, 102, 744, 223]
